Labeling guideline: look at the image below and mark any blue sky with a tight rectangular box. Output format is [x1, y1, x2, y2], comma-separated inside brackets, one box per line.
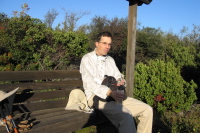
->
[1, 0, 200, 34]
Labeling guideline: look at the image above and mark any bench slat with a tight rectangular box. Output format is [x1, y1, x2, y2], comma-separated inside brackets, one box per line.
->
[25, 115, 94, 133]
[0, 70, 81, 82]
[0, 80, 83, 92]
[13, 99, 69, 113]
[14, 90, 71, 103]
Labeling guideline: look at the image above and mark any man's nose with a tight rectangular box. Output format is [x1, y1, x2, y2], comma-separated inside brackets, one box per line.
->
[106, 44, 111, 48]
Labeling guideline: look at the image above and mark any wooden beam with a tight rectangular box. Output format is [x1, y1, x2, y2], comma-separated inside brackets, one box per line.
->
[0, 70, 81, 82]
[126, 0, 137, 97]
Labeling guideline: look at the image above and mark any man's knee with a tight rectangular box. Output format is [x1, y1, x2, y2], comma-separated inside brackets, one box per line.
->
[145, 104, 153, 117]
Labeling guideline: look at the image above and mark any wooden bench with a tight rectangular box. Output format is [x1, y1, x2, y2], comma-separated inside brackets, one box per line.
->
[0, 70, 118, 133]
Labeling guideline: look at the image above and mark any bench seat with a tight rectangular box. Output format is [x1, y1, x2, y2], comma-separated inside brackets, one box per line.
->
[0, 70, 117, 133]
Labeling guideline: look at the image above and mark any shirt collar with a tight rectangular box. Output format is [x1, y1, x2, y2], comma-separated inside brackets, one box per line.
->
[90, 49, 108, 64]
[94, 48, 108, 57]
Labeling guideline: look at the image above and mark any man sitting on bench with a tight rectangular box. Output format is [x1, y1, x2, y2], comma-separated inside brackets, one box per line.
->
[80, 31, 153, 133]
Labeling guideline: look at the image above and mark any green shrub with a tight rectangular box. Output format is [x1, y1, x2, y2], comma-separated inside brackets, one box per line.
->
[166, 43, 196, 68]
[0, 14, 89, 71]
[161, 104, 200, 133]
[134, 59, 197, 114]
[29, 31, 89, 70]
[0, 15, 47, 70]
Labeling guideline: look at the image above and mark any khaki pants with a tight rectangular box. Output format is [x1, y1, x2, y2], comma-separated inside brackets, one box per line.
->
[88, 96, 153, 133]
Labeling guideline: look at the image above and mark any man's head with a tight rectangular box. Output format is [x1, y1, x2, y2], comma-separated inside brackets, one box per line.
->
[95, 31, 112, 56]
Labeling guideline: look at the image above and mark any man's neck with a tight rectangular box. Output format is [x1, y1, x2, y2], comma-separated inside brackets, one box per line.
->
[95, 49, 107, 57]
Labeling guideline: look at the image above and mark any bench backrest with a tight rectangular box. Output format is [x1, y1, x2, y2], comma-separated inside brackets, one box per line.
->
[0, 70, 83, 114]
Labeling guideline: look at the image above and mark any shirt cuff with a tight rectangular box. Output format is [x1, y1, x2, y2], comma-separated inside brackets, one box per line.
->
[100, 86, 111, 99]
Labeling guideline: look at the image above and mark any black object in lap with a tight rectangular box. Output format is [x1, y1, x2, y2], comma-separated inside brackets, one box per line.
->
[92, 75, 127, 109]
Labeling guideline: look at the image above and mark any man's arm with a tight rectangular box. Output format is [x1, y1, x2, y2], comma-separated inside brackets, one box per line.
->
[80, 56, 110, 99]
[106, 90, 124, 102]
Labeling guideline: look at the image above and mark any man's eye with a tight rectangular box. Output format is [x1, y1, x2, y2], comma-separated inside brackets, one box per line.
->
[99, 42, 112, 46]
[104, 43, 112, 45]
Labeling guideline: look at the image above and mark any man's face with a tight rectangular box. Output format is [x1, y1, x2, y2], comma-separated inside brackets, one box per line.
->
[95, 36, 112, 56]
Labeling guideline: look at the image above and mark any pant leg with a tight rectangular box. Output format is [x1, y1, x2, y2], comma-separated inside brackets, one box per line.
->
[88, 96, 136, 133]
[122, 97, 153, 133]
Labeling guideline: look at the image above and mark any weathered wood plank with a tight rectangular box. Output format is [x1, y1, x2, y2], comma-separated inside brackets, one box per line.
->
[24, 112, 96, 133]
[24, 111, 109, 133]
[12, 108, 76, 121]
[0, 108, 96, 133]
[0, 70, 81, 82]
[126, 1, 137, 97]
[20, 108, 106, 133]
[13, 99, 69, 113]
[10, 108, 103, 133]
[0, 80, 83, 91]
[14, 89, 71, 103]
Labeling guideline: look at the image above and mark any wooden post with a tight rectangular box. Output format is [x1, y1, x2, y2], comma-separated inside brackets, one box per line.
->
[126, 0, 137, 97]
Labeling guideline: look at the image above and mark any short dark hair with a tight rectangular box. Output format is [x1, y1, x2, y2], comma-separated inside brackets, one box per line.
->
[96, 31, 112, 42]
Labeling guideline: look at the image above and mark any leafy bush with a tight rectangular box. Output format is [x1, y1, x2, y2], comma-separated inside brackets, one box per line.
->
[134, 59, 197, 114]
[0, 13, 89, 71]
[0, 15, 47, 70]
[30, 31, 89, 70]
[161, 104, 200, 133]
[136, 27, 165, 63]
[166, 43, 196, 68]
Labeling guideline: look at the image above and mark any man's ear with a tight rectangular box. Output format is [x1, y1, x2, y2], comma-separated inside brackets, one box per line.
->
[95, 42, 98, 48]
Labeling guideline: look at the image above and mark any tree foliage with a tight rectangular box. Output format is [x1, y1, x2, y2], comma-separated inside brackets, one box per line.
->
[0, 12, 89, 71]
[136, 27, 165, 63]
[44, 9, 59, 28]
[0, 15, 46, 70]
[60, 10, 90, 32]
[12, 3, 30, 17]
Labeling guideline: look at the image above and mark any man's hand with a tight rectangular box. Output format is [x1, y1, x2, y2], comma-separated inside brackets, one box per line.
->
[116, 78, 125, 86]
[107, 90, 124, 102]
